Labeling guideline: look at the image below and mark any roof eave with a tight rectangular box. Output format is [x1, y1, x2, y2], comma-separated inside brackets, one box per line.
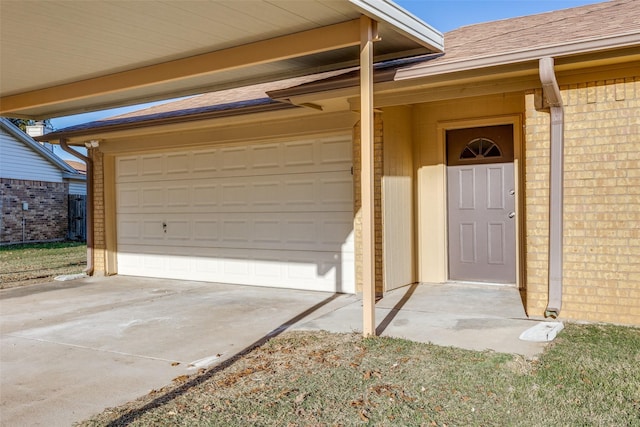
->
[35, 101, 299, 143]
[63, 172, 87, 180]
[350, 0, 444, 52]
[396, 31, 640, 80]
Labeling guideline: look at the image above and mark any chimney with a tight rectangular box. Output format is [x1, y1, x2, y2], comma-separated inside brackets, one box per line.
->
[25, 121, 53, 138]
[26, 121, 55, 152]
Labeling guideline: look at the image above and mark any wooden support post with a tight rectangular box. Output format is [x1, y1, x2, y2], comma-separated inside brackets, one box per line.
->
[360, 16, 377, 337]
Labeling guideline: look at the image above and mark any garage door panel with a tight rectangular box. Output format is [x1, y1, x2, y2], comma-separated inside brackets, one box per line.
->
[141, 155, 164, 176]
[117, 157, 139, 178]
[193, 150, 219, 173]
[166, 153, 190, 175]
[193, 220, 219, 241]
[220, 183, 250, 207]
[116, 135, 354, 293]
[193, 185, 219, 206]
[119, 220, 140, 239]
[254, 219, 281, 244]
[319, 138, 352, 164]
[142, 221, 164, 240]
[118, 212, 353, 252]
[115, 136, 351, 183]
[319, 177, 354, 207]
[283, 180, 316, 207]
[117, 247, 354, 293]
[220, 146, 250, 171]
[221, 219, 250, 243]
[166, 186, 190, 207]
[118, 188, 139, 208]
[141, 187, 164, 208]
[251, 144, 280, 169]
[167, 220, 190, 240]
[252, 181, 281, 207]
[117, 171, 353, 214]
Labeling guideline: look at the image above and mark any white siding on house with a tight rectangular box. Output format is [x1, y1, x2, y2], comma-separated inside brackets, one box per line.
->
[0, 130, 64, 182]
[68, 180, 87, 195]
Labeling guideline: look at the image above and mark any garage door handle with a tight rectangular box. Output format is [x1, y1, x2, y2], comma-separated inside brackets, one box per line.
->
[508, 212, 516, 218]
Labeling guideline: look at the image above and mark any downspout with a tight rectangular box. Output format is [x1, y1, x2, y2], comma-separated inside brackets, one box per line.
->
[539, 57, 564, 318]
[59, 138, 94, 276]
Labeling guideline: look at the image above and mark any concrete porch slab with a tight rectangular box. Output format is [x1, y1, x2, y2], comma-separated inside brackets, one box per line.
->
[294, 282, 548, 357]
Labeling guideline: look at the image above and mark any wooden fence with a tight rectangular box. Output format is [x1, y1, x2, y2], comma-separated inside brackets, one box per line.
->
[68, 194, 86, 241]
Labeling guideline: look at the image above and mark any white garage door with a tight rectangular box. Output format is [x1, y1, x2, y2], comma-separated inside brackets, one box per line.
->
[116, 135, 354, 293]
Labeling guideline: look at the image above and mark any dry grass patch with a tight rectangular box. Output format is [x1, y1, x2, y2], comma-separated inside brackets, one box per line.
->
[0, 242, 86, 289]
[79, 323, 639, 426]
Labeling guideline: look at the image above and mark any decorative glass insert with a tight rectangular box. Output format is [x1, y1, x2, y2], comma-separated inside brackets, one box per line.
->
[460, 138, 502, 160]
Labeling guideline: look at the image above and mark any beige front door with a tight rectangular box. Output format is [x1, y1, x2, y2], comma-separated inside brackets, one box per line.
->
[446, 125, 516, 284]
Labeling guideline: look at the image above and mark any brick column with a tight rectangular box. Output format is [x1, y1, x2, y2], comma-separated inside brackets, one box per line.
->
[353, 113, 384, 295]
[91, 148, 106, 273]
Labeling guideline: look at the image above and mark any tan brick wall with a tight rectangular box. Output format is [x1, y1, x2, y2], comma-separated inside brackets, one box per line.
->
[91, 148, 106, 273]
[353, 113, 384, 294]
[525, 75, 640, 325]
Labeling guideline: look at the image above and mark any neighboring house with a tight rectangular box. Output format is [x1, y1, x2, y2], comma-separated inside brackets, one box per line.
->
[0, 118, 86, 244]
[37, 0, 639, 326]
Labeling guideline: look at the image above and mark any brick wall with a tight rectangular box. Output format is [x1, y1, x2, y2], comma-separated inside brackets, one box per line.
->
[353, 113, 384, 294]
[0, 178, 68, 244]
[525, 75, 640, 325]
[91, 148, 106, 273]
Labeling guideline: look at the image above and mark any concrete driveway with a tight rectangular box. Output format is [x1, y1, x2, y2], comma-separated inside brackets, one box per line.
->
[0, 276, 353, 426]
[1, 277, 548, 426]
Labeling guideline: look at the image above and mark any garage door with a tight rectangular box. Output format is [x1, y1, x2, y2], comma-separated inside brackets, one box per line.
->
[116, 135, 354, 293]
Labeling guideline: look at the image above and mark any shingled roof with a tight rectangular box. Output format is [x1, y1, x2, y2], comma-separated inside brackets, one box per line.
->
[397, 0, 639, 78]
[443, 0, 636, 64]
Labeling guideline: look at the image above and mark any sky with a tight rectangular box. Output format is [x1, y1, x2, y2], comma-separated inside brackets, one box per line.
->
[47, 0, 605, 158]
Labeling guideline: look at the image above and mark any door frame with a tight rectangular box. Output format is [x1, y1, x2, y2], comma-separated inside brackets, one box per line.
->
[436, 115, 525, 289]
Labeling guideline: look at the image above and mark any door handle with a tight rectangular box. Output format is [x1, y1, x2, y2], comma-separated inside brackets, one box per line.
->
[508, 212, 516, 218]
[509, 189, 515, 196]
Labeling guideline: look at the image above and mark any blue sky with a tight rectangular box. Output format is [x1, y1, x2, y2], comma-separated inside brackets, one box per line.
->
[395, 0, 604, 32]
[48, 0, 605, 158]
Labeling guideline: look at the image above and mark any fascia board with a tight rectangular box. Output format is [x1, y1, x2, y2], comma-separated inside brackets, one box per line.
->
[63, 172, 86, 180]
[35, 102, 298, 143]
[396, 32, 640, 80]
[349, 0, 443, 52]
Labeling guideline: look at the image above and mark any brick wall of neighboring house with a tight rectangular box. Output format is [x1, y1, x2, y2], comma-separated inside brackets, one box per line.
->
[353, 113, 384, 294]
[0, 178, 68, 244]
[525, 75, 640, 325]
[91, 148, 106, 273]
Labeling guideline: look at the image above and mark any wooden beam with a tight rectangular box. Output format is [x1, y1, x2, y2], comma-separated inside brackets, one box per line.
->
[0, 19, 361, 115]
[360, 15, 377, 337]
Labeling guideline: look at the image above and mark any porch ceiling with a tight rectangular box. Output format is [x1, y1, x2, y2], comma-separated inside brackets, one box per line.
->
[0, 0, 442, 119]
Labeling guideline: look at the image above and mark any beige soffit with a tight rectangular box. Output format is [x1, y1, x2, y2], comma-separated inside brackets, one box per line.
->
[33, 70, 353, 143]
[0, 0, 442, 120]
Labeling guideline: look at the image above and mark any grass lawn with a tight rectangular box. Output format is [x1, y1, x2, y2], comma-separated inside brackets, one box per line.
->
[0, 242, 86, 289]
[80, 323, 640, 426]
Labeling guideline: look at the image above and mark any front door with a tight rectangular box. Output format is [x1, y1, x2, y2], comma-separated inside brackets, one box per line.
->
[446, 125, 516, 283]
